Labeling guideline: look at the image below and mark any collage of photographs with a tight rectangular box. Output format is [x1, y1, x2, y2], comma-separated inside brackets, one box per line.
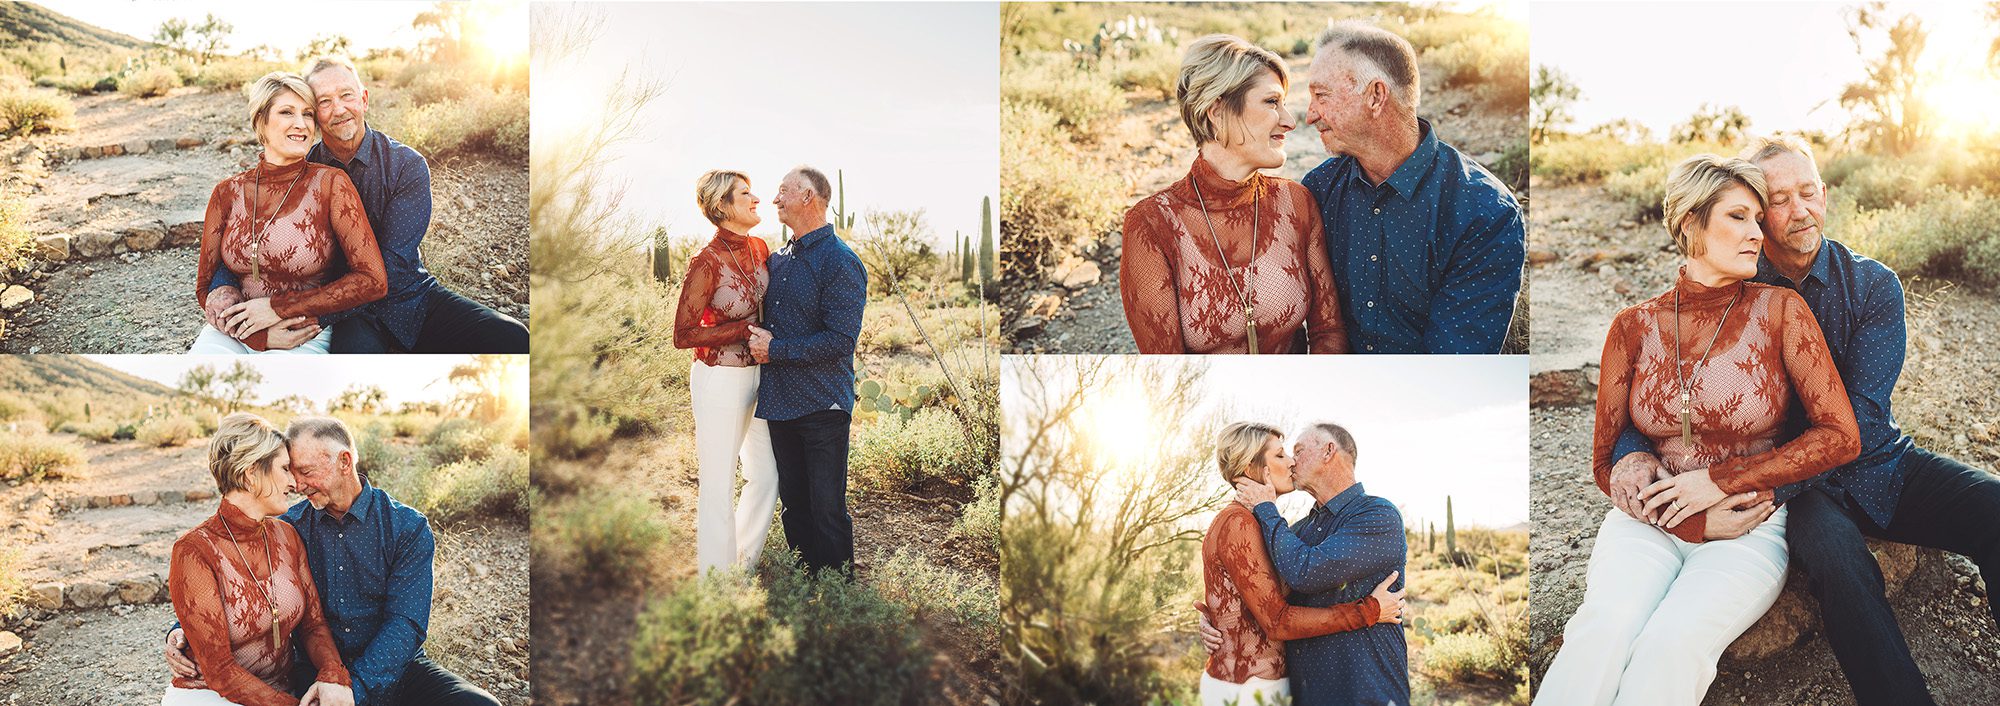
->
[0, 1, 1994, 705]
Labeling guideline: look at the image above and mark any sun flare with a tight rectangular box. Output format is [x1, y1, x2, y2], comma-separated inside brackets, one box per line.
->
[1081, 378, 1154, 472]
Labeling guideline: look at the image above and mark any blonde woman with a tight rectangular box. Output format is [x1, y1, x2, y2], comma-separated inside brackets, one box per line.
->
[192, 72, 387, 354]
[675, 169, 779, 573]
[1197, 422, 1402, 706]
[1120, 35, 1348, 354]
[1536, 156, 1860, 705]
[165, 413, 351, 706]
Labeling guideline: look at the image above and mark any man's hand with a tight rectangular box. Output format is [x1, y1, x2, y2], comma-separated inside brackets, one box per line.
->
[299, 681, 355, 706]
[1703, 492, 1776, 541]
[1194, 601, 1223, 653]
[748, 325, 772, 364]
[1640, 468, 1728, 529]
[165, 628, 200, 679]
[1609, 452, 1663, 521]
[1233, 477, 1277, 509]
[263, 317, 322, 350]
[1371, 571, 1405, 624]
[223, 298, 281, 338]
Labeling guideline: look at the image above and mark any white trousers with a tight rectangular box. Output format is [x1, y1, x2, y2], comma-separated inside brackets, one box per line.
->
[690, 361, 779, 573]
[161, 687, 244, 705]
[187, 324, 333, 354]
[1199, 672, 1291, 706]
[1536, 507, 1789, 706]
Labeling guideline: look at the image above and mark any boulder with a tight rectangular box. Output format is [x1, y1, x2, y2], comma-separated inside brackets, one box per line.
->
[27, 582, 63, 611]
[129, 490, 157, 506]
[185, 488, 216, 502]
[34, 234, 71, 260]
[101, 143, 123, 157]
[175, 137, 204, 149]
[166, 210, 206, 246]
[123, 218, 168, 251]
[121, 139, 150, 156]
[1051, 255, 1102, 290]
[65, 580, 114, 609]
[1531, 367, 1597, 407]
[1724, 539, 1927, 662]
[118, 575, 164, 605]
[0, 630, 20, 658]
[0, 285, 32, 312]
[74, 229, 123, 258]
[150, 138, 177, 154]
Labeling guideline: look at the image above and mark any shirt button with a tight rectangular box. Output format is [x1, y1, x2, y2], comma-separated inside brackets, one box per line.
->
[1372, 207, 1381, 215]
[1366, 301, 1375, 308]
[1371, 255, 1379, 262]
[1366, 344, 1375, 351]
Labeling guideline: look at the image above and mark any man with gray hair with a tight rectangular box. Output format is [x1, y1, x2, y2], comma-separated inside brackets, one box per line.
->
[1608, 135, 2000, 705]
[166, 417, 500, 705]
[1300, 21, 1525, 354]
[1213, 421, 1411, 705]
[749, 165, 869, 577]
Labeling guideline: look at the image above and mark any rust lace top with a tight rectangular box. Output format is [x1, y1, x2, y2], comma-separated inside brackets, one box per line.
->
[197, 158, 388, 351]
[673, 227, 771, 367]
[1201, 503, 1380, 683]
[1121, 157, 1349, 354]
[169, 500, 349, 705]
[1592, 270, 1861, 542]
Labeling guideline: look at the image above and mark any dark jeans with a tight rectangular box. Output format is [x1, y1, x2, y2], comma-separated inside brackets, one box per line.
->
[1787, 447, 2000, 706]
[331, 287, 528, 354]
[769, 408, 854, 577]
[290, 655, 498, 706]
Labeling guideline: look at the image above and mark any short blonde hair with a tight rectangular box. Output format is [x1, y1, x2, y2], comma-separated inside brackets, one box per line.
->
[1177, 34, 1289, 146]
[1663, 154, 1767, 257]
[1216, 421, 1284, 485]
[207, 413, 287, 496]
[245, 72, 315, 133]
[1738, 134, 1821, 175]
[695, 170, 750, 226]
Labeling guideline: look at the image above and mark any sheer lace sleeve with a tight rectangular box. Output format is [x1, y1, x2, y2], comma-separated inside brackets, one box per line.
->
[1120, 200, 1188, 353]
[1591, 309, 1641, 496]
[1708, 290, 1861, 494]
[268, 170, 387, 320]
[1299, 202, 1349, 354]
[673, 249, 753, 350]
[1215, 507, 1378, 640]
[196, 180, 241, 329]
[168, 537, 297, 706]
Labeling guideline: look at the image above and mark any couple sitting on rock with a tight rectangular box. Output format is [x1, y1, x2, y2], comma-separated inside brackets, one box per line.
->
[188, 58, 526, 355]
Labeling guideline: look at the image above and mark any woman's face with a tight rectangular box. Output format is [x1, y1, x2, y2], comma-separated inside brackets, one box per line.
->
[721, 178, 761, 231]
[259, 90, 316, 163]
[1211, 69, 1294, 171]
[1687, 183, 1765, 282]
[247, 447, 297, 517]
[1246, 434, 1296, 493]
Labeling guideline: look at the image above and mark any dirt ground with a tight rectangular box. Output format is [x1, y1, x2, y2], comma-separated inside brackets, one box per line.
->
[1527, 183, 2000, 703]
[0, 434, 531, 705]
[1, 86, 526, 353]
[1005, 53, 1527, 354]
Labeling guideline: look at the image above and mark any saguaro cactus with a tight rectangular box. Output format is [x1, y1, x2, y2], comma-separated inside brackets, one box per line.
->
[1446, 495, 1458, 560]
[978, 195, 995, 290]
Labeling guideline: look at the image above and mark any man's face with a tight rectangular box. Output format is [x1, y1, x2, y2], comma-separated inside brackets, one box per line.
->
[1304, 54, 1367, 158]
[1291, 429, 1333, 488]
[307, 67, 369, 144]
[772, 175, 811, 222]
[1755, 151, 1828, 257]
[287, 435, 353, 509]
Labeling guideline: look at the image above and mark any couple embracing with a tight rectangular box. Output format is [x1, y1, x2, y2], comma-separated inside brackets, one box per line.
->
[190, 57, 527, 354]
[674, 166, 869, 578]
[160, 414, 497, 706]
[1539, 138, 2000, 705]
[1121, 22, 1525, 355]
[1196, 421, 1411, 706]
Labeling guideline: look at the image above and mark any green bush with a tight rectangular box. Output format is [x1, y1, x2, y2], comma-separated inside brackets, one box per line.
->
[72, 420, 123, 443]
[872, 548, 1000, 640]
[533, 487, 668, 585]
[1001, 54, 1124, 134]
[33, 72, 115, 95]
[119, 65, 182, 98]
[196, 59, 283, 91]
[1000, 99, 1126, 281]
[0, 88, 76, 136]
[1423, 631, 1510, 681]
[378, 88, 529, 162]
[1423, 32, 1529, 110]
[0, 547, 25, 617]
[538, 405, 619, 461]
[0, 432, 85, 481]
[424, 418, 495, 465]
[953, 473, 1001, 553]
[1837, 188, 2000, 287]
[389, 414, 442, 439]
[136, 415, 201, 447]
[1602, 166, 1666, 222]
[629, 573, 796, 704]
[850, 407, 972, 492]
[0, 392, 30, 421]
[380, 447, 528, 524]
[355, 423, 403, 483]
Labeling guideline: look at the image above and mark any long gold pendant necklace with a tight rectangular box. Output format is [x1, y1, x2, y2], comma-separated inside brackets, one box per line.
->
[718, 234, 765, 323]
[221, 515, 282, 651]
[1672, 283, 1742, 447]
[249, 156, 309, 281]
[1190, 175, 1260, 354]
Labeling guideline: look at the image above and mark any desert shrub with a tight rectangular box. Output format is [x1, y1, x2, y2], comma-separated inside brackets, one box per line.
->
[0, 432, 85, 481]
[119, 65, 182, 98]
[389, 414, 443, 439]
[1001, 54, 1124, 134]
[0, 88, 75, 136]
[33, 72, 114, 95]
[953, 473, 1001, 553]
[1421, 596, 1491, 634]
[0, 548, 25, 617]
[1000, 100, 1126, 280]
[1602, 166, 1666, 222]
[377, 88, 528, 161]
[1837, 188, 2000, 287]
[355, 423, 404, 483]
[629, 573, 794, 703]
[380, 447, 528, 524]
[872, 548, 1000, 640]
[196, 59, 283, 91]
[538, 405, 619, 461]
[1490, 139, 1530, 196]
[424, 418, 495, 465]
[533, 487, 668, 585]
[72, 420, 123, 443]
[0, 392, 30, 421]
[1530, 135, 1662, 184]
[1424, 631, 1511, 681]
[1422, 31, 1529, 110]
[1108, 43, 1178, 101]
[136, 415, 202, 447]
[850, 407, 973, 492]
[399, 67, 483, 105]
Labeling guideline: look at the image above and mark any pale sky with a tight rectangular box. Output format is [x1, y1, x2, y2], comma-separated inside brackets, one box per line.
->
[41, 1, 460, 57]
[87, 354, 487, 408]
[1532, 1, 2000, 139]
[532, 2, 1000, 250]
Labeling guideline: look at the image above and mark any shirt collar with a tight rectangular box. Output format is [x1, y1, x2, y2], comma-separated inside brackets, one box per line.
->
[1755, 235, 1835, 289]
[314, 126, 377, 169]
[1311, 482, 1368, 519]
[321, 481, 378, 523]
[1349, 118, 1437, 200]
[789, 224, 836, 252]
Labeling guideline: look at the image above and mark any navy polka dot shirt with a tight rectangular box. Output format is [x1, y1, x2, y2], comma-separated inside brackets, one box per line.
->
[280, 483, 435, 705]
[756, 224, 868, 422]
[1251, 482, 1410, 705]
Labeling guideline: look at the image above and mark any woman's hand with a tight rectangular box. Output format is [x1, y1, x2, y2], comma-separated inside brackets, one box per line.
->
[299, 681, 354, 706]
[1370, 571, 1405, 624]
[1233, 477, 1277, 509]
[1703, 492, 1776, 540]
[1640, 467, 1728, 529]
[223, 298, 281, 337]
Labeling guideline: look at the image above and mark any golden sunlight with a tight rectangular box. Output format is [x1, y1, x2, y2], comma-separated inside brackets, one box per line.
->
[1919, 12, 2000, 142]
[468, 0, 530, 68]
[1081, 377, 1155, 472]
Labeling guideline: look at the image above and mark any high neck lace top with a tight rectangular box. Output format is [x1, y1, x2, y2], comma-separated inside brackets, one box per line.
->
[1121, 156, 1348, 354]
[196, 157, 387, 350]
[169, 499, 349, 705]
[674, 227, 771, 367]
[1200, 503, 1380, 683]
[1592, 269, 1861, 541]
